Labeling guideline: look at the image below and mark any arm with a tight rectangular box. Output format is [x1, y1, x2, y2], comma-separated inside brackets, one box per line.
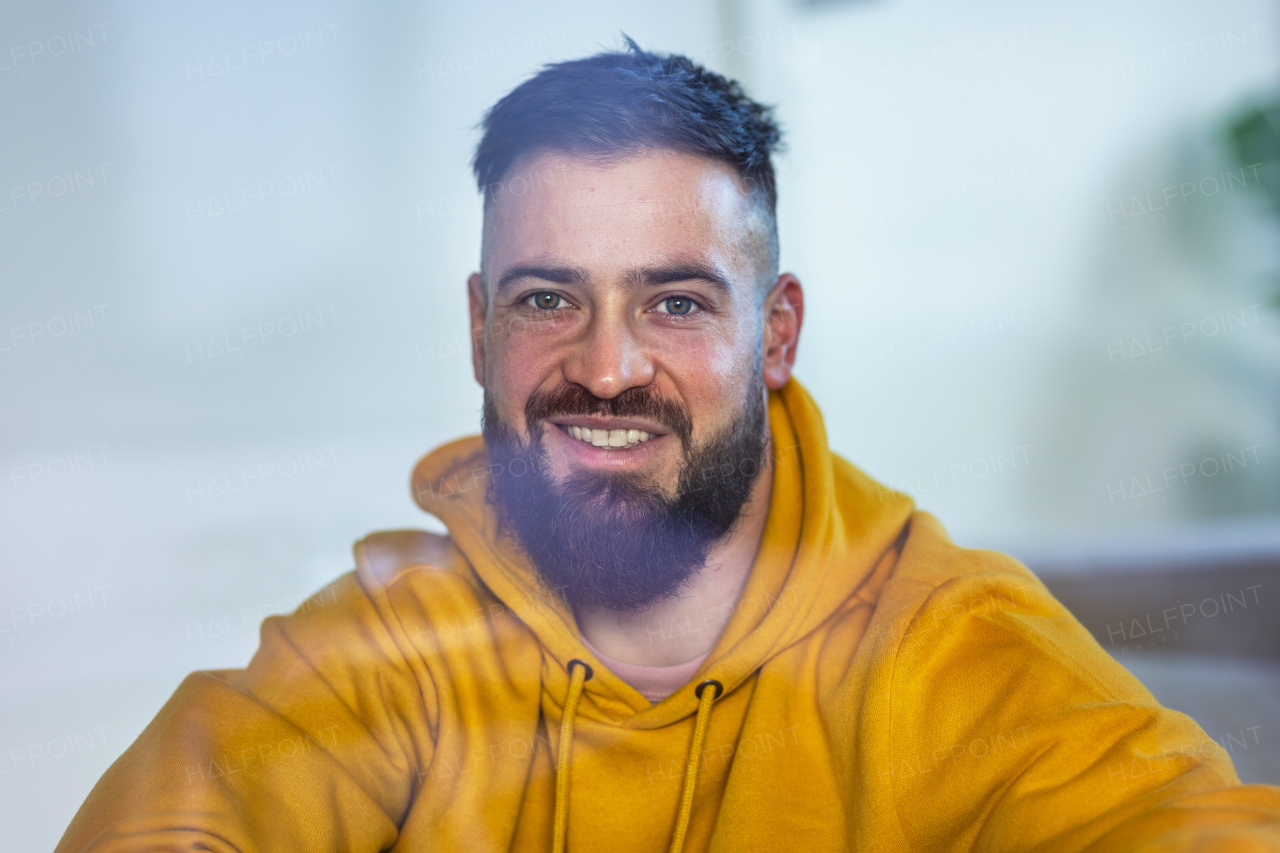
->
[867, 537, 1280, 851]
[55, 572, 431, 853]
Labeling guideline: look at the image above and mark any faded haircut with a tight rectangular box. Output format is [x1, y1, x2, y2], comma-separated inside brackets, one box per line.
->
[472, 35, 784, 288]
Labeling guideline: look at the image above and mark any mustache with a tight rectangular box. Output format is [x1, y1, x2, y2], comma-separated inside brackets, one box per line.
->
[523, 383, 693, 449]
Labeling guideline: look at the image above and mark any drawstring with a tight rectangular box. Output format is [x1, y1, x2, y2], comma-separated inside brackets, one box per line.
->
[550, 663, 722, 853]
[553, 659, 591, 853]
[668, 679, 722, 853]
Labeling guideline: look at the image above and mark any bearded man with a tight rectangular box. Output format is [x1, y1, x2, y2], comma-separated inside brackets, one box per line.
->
[58, 39, 1280, 853]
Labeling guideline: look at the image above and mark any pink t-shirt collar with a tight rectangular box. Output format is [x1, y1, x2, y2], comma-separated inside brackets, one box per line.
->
[579, 634, 709, 704]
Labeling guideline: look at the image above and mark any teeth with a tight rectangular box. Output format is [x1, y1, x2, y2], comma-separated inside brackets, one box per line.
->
[564, 425, 655, 449]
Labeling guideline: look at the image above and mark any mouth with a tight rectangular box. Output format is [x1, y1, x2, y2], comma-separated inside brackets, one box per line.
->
[562, 424, 653, 450]
[551, 418, 666, 451]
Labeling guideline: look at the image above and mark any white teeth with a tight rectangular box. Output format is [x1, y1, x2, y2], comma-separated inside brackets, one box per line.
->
[564, 425, 655, 449]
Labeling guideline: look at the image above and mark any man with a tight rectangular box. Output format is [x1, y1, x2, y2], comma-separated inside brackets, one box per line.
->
[59, 40, 1280, 853]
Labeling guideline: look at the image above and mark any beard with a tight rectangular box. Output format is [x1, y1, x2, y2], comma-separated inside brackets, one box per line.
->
[482, 377, 768, 615]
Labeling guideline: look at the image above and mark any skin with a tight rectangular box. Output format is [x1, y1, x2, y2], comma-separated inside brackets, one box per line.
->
[468, 149, 804, 667]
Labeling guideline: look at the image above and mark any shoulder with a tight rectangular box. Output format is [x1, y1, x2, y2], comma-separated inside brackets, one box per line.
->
[873, 511, 1145, 705]
[893, 511, 1036, 591]
[353, 528, 468, 591]
[869, 511, 1108, 683]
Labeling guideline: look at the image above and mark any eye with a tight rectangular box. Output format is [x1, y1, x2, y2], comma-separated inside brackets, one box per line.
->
[656, 296, 699, 316]
[526, 292, 567, 311]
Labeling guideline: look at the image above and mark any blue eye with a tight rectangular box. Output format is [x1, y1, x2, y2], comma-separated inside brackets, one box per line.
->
[528, 292, 565, 310]
[661, 297, 696, 315]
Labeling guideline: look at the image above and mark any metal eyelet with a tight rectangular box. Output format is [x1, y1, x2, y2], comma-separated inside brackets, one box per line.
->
[567, 659, 594, 681]
[694, 679, 723, 700]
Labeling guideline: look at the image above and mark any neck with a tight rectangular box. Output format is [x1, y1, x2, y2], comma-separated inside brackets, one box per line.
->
[574, 449, 774, 667]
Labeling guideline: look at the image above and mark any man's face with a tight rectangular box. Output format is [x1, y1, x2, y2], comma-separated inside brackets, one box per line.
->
[468, 149, 801, 613]
[471, 150, 773, 495]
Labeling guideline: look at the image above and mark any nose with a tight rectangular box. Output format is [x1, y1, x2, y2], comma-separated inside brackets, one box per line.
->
[561, 311, 654, 399]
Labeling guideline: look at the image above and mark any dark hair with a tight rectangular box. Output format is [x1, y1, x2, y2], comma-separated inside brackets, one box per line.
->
[473, 36, 783, 267]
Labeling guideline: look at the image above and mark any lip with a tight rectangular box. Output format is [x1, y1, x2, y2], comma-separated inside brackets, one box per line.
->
[543, 421, 668, 469]
[550, 416, 668, 436]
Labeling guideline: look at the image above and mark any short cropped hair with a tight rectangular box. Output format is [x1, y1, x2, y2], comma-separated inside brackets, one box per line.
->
[473, 36, 784, 279]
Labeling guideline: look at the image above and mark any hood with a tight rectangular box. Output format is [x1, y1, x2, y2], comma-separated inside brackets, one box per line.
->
[410, 378, 914, 727]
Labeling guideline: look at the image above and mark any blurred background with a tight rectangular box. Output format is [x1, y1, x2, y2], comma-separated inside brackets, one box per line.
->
[2, 0, 1279, 848]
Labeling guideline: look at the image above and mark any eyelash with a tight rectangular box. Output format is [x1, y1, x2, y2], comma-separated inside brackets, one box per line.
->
[520, 291, 703, 316]
[523, 292, 572, 311]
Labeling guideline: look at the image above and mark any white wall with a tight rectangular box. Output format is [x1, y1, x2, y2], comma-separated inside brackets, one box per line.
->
[731, 0, 1280, 545]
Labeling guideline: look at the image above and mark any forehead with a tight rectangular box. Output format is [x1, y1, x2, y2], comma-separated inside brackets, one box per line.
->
[482, 150, 763, 284]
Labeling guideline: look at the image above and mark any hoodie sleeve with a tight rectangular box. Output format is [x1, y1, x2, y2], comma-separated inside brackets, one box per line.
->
[54, 572, 430, 853]
[873, 546, 1280, 853]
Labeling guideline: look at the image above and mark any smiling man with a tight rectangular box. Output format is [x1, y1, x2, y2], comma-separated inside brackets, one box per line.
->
[474, 144, 790, 664]
[59, 40, 1280, 853]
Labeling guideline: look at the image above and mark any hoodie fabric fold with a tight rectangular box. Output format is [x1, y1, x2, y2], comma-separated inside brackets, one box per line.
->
[56, 379, 1280, 852]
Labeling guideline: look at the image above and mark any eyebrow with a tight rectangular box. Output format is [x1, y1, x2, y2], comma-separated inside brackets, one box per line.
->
[495, 262, 731, 295]
[626, 263, 731, 292]
[495, 265, 588, 294]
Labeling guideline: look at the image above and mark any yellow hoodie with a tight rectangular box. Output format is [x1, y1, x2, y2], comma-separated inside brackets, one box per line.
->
[58, 380, 1280, 852]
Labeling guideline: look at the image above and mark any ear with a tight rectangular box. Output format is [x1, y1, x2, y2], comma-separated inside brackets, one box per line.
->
[467, 273, 487, 387]
[761, 273, 804, 390]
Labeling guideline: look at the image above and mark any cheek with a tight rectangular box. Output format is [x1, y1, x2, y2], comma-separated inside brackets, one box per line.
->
[654, 326, 757, 418]
[485, 324, 565, 412]
[648, 307, 751, 367]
